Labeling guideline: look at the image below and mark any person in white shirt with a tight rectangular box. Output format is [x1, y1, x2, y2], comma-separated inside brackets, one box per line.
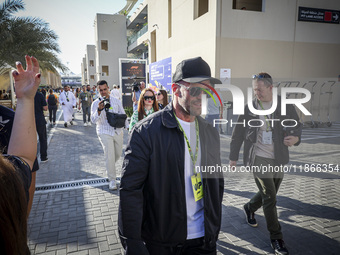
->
[59, 85, 76, 127]
[110, 84, 122, 102]
[91, 80, 127, 190]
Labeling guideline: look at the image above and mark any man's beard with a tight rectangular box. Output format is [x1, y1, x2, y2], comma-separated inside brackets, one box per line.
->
[180, 98, 202, 117]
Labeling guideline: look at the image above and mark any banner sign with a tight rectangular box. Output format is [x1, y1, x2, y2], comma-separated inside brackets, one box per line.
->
[121, 63, 146, 78]
[298, 7, 340, 24]
[149, 57, 172, 91]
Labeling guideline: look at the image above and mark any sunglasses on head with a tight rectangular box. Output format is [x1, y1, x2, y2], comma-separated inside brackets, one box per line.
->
[252, 74, 271, 79]
[176, 83, 207, 97]
[144, 96, 155, 101]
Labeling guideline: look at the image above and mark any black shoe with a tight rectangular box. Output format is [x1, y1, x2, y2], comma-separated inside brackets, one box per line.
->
[271, 239, 289, 255]
[70, 121, 73, 125]
[243, 203, 258, 227]
[64, 122, 67, 127]
[41, 158, 48, 162]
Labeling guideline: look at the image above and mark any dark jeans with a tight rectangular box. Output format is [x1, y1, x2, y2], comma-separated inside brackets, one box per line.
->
[49, 105, 57, 123]
[36, 123, 47, 160]
[82, 105, 91, 123]
[248, 156, 284, 239]
[145, 237, 216, 255]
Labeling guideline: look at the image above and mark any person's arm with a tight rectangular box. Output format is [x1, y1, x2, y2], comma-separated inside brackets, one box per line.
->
[283, 104, 302, 147]
[132, 91, 136, 105]
[8, 56, 41, 170]
[119, 130, 150, 255]
[71, 92, 76, 107]
[41, 93, 47, 111]
[229, 112, 247, 165]
[129, 110, 139, 132]
[59, 92, 65, 105]
[91, 99, 105, 123]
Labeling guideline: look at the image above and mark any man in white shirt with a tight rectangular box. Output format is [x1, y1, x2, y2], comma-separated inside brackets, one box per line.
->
[91, 80, 127, 190]
[110, 84, 122, 102]
[119, 57, 224, 254]
[59, 85, 76, 127]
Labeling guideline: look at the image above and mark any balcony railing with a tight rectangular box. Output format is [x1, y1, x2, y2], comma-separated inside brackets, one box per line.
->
[127, 25, 148, 47]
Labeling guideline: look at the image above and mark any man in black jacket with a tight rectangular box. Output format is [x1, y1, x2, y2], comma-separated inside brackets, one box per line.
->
[119, 57, 224, 255]
[229, 73, 302, 255]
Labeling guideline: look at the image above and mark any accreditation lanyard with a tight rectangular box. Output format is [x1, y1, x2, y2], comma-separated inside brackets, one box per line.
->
[258, 100, 273, 132]
[175, 114, 203, 201]
[174, 114, 200, 173]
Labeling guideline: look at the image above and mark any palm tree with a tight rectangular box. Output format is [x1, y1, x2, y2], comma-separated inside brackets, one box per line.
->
[0, 0, 67, 73]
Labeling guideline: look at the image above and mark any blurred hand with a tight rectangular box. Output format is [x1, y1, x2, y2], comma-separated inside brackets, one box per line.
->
[229, 160, 237, 171]
[12, 55, 40, 100]
[284, 136, 299, 147]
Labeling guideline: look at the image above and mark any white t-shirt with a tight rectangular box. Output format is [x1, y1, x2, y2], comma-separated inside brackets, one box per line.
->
[255, 101, 275, 159]
[177, 118, 205, 240]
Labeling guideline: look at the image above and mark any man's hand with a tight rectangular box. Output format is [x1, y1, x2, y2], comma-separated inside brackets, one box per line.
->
[229, 160, 237, 171]
[283, 136, 299, 147]
[97, 100, 105, 115]
[12, 55, 40, 100]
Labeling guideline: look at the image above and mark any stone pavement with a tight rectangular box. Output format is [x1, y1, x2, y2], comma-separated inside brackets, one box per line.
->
[28, 109, 340, 254]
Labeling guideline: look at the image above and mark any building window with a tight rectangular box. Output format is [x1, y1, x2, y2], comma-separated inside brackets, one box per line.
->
[168, 0, 172, 38]
[90, 75, 95, 80]
[194, 0, 209, 19]
[232, 0, 263, 12]
[101, 40, 108, 51]
[90, 60, 94, 66]
[102, 66, 109, 76]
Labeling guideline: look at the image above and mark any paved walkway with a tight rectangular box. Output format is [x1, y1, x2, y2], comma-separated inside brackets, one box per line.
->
[28, 109, 340, 254]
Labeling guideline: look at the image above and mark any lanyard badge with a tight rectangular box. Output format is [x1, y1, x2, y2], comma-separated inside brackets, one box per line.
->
[175, 114, 203, 201]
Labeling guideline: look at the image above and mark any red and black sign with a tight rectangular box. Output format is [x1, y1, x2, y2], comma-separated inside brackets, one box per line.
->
[121, 63, 146, 78]
[298, 7, 339, 24]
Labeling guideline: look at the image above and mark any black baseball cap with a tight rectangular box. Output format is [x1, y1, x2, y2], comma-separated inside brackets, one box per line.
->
[172, 57, 221, 85]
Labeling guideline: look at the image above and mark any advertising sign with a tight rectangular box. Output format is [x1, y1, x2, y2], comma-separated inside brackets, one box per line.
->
[149, 57, 172, 91]
[121, 63, 146, 78]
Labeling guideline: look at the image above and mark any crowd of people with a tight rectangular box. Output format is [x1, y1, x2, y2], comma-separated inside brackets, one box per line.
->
[0, 55, 302, 255]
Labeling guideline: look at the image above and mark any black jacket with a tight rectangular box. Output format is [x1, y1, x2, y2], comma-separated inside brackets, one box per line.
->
[119, 103, 224, 254]
[229, 97, 302, 166]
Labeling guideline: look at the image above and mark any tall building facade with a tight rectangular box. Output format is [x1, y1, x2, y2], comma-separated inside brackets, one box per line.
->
[127, 0, 340, 121]
[94, 13, 127, 89]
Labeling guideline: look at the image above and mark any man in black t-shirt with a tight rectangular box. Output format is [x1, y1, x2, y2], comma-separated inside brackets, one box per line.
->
[34, 91, 48, 162]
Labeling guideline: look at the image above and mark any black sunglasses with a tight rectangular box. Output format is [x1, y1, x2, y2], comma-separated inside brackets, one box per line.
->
[144, 96, 155, 101]
[156, 92, 162, 96]
[176, 83, 206, 97]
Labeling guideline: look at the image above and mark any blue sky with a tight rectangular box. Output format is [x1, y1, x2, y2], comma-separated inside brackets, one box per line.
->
[16, 0, 142, 74]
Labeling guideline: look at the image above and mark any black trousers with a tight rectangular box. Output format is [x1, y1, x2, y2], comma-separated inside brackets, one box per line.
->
[48, 105, 57, 123]
[145, 237, 216, 255]
[36, 123, 47, 160]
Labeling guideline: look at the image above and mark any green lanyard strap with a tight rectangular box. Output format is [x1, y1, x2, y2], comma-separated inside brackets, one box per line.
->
[258, 100, 272, 132]
[174, 113, 199, 173]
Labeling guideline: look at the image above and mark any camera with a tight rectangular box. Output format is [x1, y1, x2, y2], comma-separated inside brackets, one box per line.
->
[102, 97, 111, 109]
[132, 82, 140, 92]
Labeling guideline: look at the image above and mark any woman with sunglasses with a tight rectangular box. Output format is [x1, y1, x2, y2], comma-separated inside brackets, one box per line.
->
[129, 88, 159, 131]
[155, 89, 168, 110]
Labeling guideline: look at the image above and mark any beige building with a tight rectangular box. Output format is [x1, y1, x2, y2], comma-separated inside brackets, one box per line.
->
[127, 0, 340, 122]
[85, 45, 97, 86]
[81, 57, 87, 85]
[94, 13, 127, 89]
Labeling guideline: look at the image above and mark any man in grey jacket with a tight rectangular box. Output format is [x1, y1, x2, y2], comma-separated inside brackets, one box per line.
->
[230, 73, 302, 255]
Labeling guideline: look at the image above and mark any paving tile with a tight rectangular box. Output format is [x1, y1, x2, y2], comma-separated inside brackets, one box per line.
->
[27, 112, 340, 254]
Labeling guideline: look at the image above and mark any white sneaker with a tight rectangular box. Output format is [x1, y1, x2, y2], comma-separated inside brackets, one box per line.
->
[84, 122, 87, 126]
[88, 122, 91, 126]
[109, 180, 117, 190]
